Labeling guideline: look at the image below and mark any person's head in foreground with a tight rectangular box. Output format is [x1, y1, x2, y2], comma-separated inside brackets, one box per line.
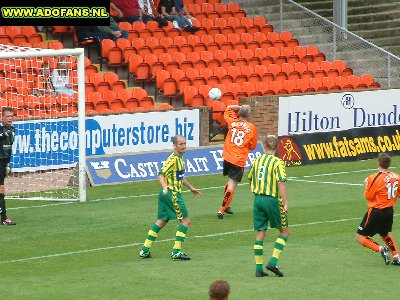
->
[209, 279, 230, 300]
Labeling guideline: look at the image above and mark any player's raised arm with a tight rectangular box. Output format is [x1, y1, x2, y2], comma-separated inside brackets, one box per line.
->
[226, 104, 240, 112]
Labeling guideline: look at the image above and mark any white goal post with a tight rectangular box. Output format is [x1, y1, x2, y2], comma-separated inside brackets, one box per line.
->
[0, 44, 86, 202]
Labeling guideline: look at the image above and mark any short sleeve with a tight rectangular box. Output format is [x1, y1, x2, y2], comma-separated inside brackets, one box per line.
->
[276, 160, 287, 182]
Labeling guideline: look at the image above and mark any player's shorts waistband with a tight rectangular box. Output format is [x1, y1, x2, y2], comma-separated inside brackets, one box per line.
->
[254, 193, 277, 198]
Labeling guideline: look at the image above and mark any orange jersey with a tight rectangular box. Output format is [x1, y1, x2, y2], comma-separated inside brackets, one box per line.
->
[223, 108, 257, 167]
[364, 171, 400, 209]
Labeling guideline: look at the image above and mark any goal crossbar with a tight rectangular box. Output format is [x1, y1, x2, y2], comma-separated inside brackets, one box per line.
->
[0, 44, 86, 202]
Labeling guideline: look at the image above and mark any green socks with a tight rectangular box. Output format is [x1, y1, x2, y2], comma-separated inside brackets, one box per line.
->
[254, 240, 264, 272]
[142, 223, 161, 253]
[268, 235, 288, 267]
[172, 224, 188, 254]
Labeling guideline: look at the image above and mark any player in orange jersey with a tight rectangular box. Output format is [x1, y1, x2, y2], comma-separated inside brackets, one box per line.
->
[356, 153, 400, 265]
[217, 105, 258, 219]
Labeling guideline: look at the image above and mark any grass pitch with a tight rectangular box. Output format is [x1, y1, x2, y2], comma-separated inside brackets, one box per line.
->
[1, 157, 400, 299]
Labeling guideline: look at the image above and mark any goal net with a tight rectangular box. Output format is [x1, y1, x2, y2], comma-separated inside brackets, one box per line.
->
[0, 44, 86, 202]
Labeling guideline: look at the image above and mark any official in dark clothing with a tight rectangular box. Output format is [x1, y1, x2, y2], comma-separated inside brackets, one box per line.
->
[0, 107, 16, 225]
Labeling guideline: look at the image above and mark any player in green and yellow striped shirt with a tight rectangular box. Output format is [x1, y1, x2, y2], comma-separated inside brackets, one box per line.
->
[248, 135, 290, 277]
[139, 135, 202, 260]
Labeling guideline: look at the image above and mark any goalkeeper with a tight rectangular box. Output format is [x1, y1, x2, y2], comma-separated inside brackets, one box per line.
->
[0, 107, 16, 225]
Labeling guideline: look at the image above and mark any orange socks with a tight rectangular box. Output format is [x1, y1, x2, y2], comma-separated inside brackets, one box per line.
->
[359, 236, 381, 252]
[218, 188, 235, 213]
[382, 234, 399, 257]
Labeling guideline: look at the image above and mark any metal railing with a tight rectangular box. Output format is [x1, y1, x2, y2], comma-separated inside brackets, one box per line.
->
[242, 0, 400, 88]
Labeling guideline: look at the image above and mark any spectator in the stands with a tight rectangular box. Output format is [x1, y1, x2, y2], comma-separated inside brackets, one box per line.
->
[51, 60, 76, 96]
[32, 61, 57, 97]
[75, 26, 101, 44]
[111, 0, 141, 23]
[158, 0, 199, 32]
[97, 18, 128, 41]
[137, 0, 168, 27]
[174, 0, 196, 21]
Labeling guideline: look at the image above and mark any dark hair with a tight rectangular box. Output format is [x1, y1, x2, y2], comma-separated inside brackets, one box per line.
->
[209, 280, 230, 300]
[2, 106, 15, 115]
[172, 135, 185, 145]
[378, 153, 391, 169]
[263, 135, 278, 151]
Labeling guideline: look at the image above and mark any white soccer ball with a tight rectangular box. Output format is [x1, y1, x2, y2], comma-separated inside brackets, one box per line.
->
[208, 87, 222, 100]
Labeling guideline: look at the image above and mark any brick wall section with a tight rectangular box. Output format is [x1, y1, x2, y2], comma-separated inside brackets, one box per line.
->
[198, 106, 210, 146]
[240, 96, 279, 138]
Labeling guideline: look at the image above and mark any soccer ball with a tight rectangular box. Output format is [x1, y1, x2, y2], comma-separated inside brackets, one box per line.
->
[208, 87, 222, 100]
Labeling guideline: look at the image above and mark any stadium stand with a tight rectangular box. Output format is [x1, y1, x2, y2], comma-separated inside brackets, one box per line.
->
[0, 2, 383, 120]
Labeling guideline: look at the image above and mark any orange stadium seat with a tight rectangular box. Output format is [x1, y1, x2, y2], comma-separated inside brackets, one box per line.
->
[307, 61, 320, 73]
[0, 28, 12, 44]
[281, 63, 295, 75]
[282, 79, 297, 94]
[348, 75, 361, 88]
[280, 46, 294, 58]
[253, 64, 267, 77]
[48, 40, 64, 50]
[297, 78, 311, 92]
[117, 89, 131, 103]
[199, 18, 214, 36]
[293, 46, 307, 59]
[163, 69, 179, 96]
[184, 68, 199, 84]
[6, 26, 27, 45]
[124, 91, 140, 110]
[255, 81, 269, 94]
[242, 82, 257, 96]
[360, 74, 374, 85]
[253, 32, 267, 45]
[172, 69, 186, 92]
[155, 70, 170, 91]
[227, 2, 246, 19]
[128, 54, 144, 79]
[183, 85, 199, 106]
[116, 38, 135, 63]
[129, 22, 146, 39]
[322, 77, 336, 89]
[102, 90, 117, 104]
[254, 16, 273, 34]
[188, 3, 202, 17]
[309, 77, 323, 91]
[21, 26, 42, 44]
[287, 69, 301, 80]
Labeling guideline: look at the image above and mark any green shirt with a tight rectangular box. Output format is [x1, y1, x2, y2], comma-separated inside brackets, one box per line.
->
[248, 154, 286, 197]
[160, 152, 185, 192]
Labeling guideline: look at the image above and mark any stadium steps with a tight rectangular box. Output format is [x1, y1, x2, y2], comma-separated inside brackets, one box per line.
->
[293, 0, 400, 57]
[235, 0, 400, 84]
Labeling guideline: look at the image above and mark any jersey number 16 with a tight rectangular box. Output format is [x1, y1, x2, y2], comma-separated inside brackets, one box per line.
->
[386, 181, 398, 200]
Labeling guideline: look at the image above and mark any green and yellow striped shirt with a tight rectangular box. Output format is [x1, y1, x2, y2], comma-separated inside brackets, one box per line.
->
[160, 152, 185, 193]
[248, 154, 286, 196]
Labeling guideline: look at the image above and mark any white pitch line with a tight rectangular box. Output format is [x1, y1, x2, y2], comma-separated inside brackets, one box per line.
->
[9, 184, 248, 210]
[289, 178, 363, 186]
[290, 165, 400, 179]
[8, 202, 75, 210]
[9, 165, 399, 211]
[2, 214, 399, 265]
